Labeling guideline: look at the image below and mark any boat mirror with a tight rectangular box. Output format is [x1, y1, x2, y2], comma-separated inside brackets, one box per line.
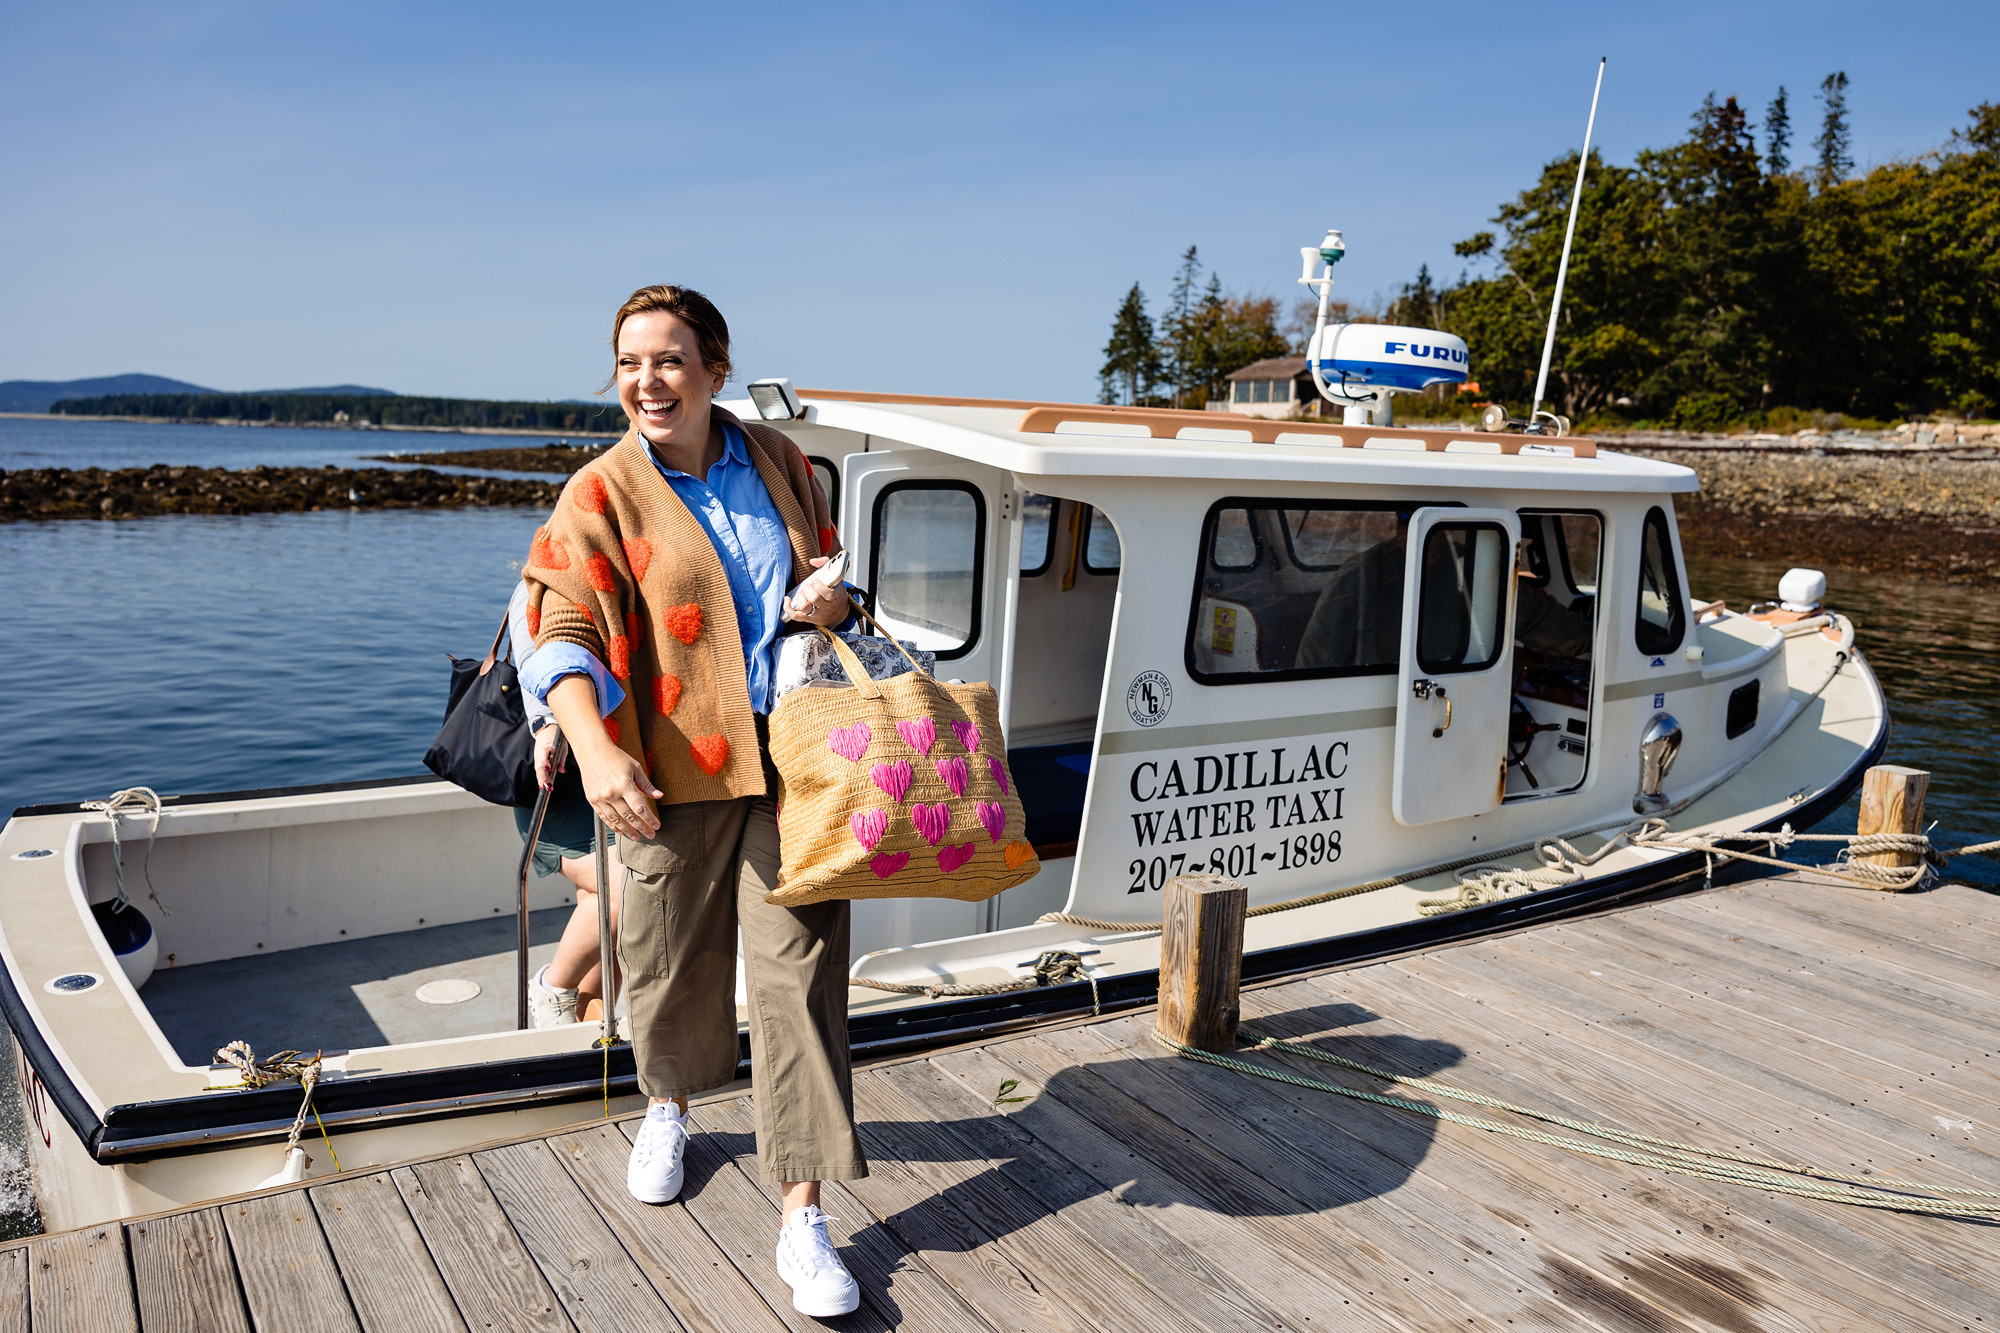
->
[1634, 712, 1683, 813]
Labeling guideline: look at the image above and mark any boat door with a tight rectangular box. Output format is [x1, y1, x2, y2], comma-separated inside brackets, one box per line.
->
[840, 450, 1017, 700]
[1393, 507, 1521, 826]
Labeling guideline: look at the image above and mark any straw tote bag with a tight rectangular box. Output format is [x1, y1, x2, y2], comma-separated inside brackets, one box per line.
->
[764, 615, 1040, 906]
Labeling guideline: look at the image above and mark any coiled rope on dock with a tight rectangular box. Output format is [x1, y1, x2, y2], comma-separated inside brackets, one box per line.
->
[1152, 1026, 2000, 1222]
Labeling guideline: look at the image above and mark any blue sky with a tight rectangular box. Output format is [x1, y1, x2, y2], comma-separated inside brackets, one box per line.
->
[2, 1, 1993, 404]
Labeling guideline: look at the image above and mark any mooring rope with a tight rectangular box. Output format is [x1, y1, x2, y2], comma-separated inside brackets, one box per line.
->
[80, 786, 171, 916]
[211, 1041, 341, 1173]
[1415, 819, 1994, 916]
[849, 948, 1101, 1014]
[1151, 1026, 2000, 1221]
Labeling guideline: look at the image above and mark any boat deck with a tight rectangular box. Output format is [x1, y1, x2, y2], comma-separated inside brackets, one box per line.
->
[8, 871, 1996, 1331]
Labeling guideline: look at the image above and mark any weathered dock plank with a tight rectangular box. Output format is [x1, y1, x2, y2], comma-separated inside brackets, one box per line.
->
[222, 1192, 360, 1333]
[27, 1225, 136, 1333]
[310, 1172, 467, 1333]
[11, 871, 1997, 1332]
[126, 1209, 249, 1333]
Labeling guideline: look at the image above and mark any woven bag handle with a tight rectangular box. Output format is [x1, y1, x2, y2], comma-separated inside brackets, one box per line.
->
[813, 626, 888, 699]
[848, 601, 937, 678]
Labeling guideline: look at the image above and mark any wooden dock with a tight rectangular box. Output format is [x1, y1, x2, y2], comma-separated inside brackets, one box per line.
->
[6, 872, 1996, 1331]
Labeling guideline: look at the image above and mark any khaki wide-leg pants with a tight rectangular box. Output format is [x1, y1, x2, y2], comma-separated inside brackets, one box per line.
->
[618, 795, 867, 1184]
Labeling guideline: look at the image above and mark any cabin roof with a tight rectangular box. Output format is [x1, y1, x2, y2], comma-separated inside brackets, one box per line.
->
[1225, 356, 1310, 382]
[747, 390, 1698, 495]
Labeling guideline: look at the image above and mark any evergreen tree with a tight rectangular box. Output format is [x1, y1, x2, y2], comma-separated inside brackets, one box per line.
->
[1160, 246, 1203, 407]
[1815, 72, 1853, 189]
[1765, 86, 1791, 175]
[1098, 283, 1161, 406]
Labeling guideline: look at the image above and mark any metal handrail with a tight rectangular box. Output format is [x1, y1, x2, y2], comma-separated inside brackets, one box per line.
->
[514, 728, 569, 1030]
[593, 814, 617, 1044]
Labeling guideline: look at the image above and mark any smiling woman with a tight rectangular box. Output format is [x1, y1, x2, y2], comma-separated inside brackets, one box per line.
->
[520, 283, 867, 1319]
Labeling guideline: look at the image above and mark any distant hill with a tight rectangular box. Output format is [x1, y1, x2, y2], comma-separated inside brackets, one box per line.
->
[50, 391, 628, 436]
[2, 376, 398, 414]
[0, 374, 215, 413]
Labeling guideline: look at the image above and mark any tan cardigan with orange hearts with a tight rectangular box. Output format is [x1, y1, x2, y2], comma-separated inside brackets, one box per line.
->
[522, 407, 839, 804]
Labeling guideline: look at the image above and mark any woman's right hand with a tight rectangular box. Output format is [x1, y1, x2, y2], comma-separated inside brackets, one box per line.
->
[573, 734, 663, 841]
[533, 725, 565, 790]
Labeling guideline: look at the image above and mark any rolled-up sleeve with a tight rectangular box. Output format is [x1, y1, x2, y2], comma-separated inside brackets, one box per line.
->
[520, 641, 626, 717]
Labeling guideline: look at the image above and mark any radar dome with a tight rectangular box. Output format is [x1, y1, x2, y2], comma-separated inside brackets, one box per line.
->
[1308, 323, 1469, 394]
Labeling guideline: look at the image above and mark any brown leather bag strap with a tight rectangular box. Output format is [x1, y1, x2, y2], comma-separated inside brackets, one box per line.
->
[477, 606, 512, 677]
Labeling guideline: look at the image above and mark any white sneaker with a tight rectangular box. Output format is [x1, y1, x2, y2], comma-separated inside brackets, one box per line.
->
[626, 1103, 688, 1203]
[528, 965, 578, 1028]
[775, 1205, 860, 1319]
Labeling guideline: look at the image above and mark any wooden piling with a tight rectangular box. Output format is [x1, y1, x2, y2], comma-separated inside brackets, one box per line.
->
[1156, 875, 1247, 1052]
[1855, 764, 1930, 876]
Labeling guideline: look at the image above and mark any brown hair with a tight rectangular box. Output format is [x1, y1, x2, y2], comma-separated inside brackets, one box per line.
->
[609, 285, 732, 383]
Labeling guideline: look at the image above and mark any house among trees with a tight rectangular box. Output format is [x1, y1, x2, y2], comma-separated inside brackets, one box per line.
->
[1216, 357, 1315, 418]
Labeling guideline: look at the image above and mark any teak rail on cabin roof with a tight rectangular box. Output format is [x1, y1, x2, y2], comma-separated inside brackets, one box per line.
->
[797, 388, 1599, 458]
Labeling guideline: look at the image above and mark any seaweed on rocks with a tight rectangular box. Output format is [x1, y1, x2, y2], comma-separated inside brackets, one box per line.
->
[0, 464, 562, 522]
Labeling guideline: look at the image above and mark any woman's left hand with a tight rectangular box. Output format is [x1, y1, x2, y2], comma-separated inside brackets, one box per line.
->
[783, 555, 852, 627]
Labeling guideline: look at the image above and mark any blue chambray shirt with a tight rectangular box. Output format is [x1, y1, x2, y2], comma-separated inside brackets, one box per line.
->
[522, 422, 791, 716]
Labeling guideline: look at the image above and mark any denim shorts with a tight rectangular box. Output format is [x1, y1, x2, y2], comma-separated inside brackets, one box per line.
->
[513, 764, 598, 877]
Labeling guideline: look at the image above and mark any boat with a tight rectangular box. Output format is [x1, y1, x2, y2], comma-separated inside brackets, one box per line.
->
[1, 245, 1887, 1232]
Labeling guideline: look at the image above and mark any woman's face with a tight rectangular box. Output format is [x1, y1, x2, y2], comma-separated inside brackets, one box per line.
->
[616, 311, 725, 447]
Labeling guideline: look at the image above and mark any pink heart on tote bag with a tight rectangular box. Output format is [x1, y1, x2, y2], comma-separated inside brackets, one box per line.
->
[911, 801, 952, 846]
[976, 801, 1006, 843]
[827, 722, 872, 762]
[987, 757, 1009, 796]
[937, 842, 975, 874]
[870, 851, 911, 879]
[895, 717, 937, 756]
[936, 756, 970, 797]
[850, 808, 888, 852]
[871, 761, 913, 804]
[950, 720, 981, 754]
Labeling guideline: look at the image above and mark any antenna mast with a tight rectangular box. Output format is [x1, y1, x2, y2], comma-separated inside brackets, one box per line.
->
[1529, 57, 1606, 433]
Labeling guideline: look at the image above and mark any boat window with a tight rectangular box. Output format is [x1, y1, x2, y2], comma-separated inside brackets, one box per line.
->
[1020, 493, 1055, 576]
[1083, 507, 1121, 573]
[807, 455, 839, 522]
[1189, 500, 1418, 681]
[1210, 507, 1259, 571]
[871, 480, 984, 658]
[1416, 523, 1511, 674]
[1634, 506, 1686, 655]
[1559, 513, 1600, 593]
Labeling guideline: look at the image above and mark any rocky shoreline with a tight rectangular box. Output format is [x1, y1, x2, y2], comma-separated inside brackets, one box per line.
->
[363, 442, 610, 473]
[0, 464, 560, 521]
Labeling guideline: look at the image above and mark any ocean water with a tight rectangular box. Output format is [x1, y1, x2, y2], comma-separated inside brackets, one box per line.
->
[0, 413, 610, 479]
[1, 420, 1995, 1238]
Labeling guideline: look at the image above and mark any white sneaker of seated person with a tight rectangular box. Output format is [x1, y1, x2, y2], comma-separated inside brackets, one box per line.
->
[626, 1102, 688, 1203]
[776, 1204, 860, 1319]
[527, 965, 578, 1028]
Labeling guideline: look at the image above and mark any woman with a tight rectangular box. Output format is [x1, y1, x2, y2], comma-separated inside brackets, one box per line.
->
[520, 285, 863, 1321]
[507, 578, 621, 1026]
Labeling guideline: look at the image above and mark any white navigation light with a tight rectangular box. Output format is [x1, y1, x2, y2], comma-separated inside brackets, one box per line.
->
[1308, 323, 1470, 395]
[747, 377, 804, 421]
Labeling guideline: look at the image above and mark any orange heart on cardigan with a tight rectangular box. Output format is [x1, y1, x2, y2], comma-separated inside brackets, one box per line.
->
[622, 537, 652, 584]
[608, 633, 631, 680]
[529, 527, 569, 571]
[603, 717, 622, 746]
[1004, 839, 1033, 870]
[652, 674, 682, 716]
[573, 473, 608, 514]
[585, 553, 618, 593]
[690, 734, 729, 776]
[665, 603, 703, 644]
[524, 602, 541, 637]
